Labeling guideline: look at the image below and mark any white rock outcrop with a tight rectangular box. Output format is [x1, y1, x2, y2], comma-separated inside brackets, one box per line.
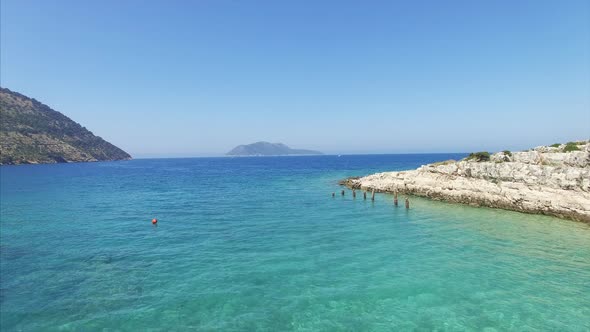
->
[343, 141, 590, 223]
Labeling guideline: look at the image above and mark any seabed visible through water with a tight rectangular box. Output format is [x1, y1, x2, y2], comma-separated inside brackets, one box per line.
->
[1, 155, 589, 331]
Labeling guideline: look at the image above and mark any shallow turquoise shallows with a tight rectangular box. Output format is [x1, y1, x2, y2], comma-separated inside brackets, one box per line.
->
[1, 155, 589, 331]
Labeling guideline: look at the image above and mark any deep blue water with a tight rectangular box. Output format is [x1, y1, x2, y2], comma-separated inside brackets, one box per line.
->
[1, 154, 589, 331]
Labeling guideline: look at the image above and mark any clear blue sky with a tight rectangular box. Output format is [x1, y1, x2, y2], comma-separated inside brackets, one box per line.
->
[1, 0, 589, 157]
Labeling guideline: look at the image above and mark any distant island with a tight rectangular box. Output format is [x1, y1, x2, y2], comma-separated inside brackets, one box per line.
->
[227, 141, 322, 156]
[0, 87, 131, 165]
[341, 141, 590, 223]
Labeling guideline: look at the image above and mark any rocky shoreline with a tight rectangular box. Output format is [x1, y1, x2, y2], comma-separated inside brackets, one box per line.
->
[341, 141, 590, 223]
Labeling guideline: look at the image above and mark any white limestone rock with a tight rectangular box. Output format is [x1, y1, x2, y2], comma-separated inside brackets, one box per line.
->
[343, 141, 590, 223]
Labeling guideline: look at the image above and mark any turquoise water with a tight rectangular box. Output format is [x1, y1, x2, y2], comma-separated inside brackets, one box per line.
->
[1, 155, 589, 331]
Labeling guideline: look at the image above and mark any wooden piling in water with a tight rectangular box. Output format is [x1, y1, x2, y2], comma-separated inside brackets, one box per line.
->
[394, 191, 398, 206]
[332, 192, 335, 198]
[405, 198, 410, 209]
[341, 190, 345, 196]
[363, 191, 367, 200]
[352, 189, 356, 198]
[371, 190, 375, 201]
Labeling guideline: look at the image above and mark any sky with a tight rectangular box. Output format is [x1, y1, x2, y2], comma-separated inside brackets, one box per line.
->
[1, 0, 589, 157]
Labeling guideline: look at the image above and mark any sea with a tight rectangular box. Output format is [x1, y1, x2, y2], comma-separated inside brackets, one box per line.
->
[1, 154, 589, 331]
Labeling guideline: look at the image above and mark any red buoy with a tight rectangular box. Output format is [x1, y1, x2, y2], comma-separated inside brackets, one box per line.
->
[152, 218, 158, 224]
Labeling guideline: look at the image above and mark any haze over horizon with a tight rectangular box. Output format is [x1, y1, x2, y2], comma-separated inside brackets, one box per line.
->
[1, 0, 589, 157]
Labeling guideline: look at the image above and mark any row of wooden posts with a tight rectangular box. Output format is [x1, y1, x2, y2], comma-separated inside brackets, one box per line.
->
[333, 189, 410, 208]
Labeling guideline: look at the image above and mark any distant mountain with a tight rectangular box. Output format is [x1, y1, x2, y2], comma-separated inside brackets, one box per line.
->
[0, 87, 131, 165]
[226, 142, 322, 156]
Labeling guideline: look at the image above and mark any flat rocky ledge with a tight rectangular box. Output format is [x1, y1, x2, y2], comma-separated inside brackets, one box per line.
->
[341, 141, 590, 223]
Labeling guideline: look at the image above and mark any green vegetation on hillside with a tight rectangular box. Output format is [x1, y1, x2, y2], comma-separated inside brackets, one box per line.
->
[0, 87, 131, 165]
[465, 151, 491, 162]
[563, 142, 580, 152]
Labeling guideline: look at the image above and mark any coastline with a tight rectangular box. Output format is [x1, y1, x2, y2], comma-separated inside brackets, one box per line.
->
[0, 156, 132, 166]
[341, 142, 590, 223]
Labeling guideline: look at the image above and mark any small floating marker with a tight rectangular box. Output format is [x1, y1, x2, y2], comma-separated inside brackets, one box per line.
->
[152, 218, 158, 225]
[341, 190, 345, 196]
[352, 189, 356, 198]
[363, 191, 367, 200]
[371, 190, 375, 201]
[405, 198, 410, 209]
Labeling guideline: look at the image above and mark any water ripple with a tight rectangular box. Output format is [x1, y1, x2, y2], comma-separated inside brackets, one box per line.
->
[1, 155, 589, 331]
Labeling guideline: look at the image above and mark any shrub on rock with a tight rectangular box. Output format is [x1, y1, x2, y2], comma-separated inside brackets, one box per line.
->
[465, 151, 491, 162]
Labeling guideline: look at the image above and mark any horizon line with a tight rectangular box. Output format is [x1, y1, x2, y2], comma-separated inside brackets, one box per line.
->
[130, 152, 471, 160]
